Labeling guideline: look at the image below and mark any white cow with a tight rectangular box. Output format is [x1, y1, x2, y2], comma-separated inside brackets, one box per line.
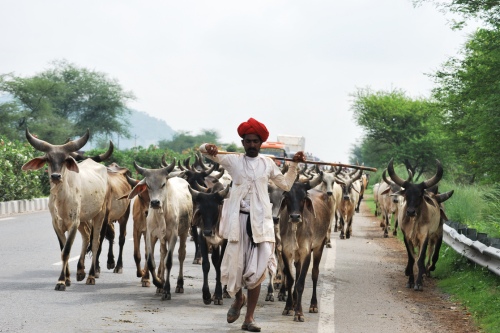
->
[22, 129, 108, 291]
[127, 160, 193, 300]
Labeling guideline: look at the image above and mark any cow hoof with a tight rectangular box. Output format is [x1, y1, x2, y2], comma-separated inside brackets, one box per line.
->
[384, 233, 388, 238]
[141, 280, 151, 287]
[339, 235, 344, 240]
[192, 258, 202, 265]
[414, 284, 424, 291]
[162, 293, 172, 300]
[380, 222, 385, 228]
[76, 272, 86, 281]
[278, 294, 286, 302]
[294, 314, 305, 322]
[65, 279, 71, 287]
[107, 262, 115, 270]
[55, 283, 66, 291]
[86, 277, 95, 285]
[326, 243, 332, 248]
[203, 296, 212, 305]
[94, 271, 100, 279]
[393, 231, 397, 236]
[282, 309, 293, 316]
[265, 294, 274, 302]
[223, 291, 231, 299]
[334, 227, 338, 232]
[212, 296, 223, 305]
[346, 234, 351, 239]
[406, 282, 414, 289]
[113, 267, 123, 274]
[309, 306, 318, 313]
[175, 286, 184, 293]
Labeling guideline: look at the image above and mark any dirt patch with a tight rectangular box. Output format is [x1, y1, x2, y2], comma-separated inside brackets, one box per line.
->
[360, 202, 479, 333]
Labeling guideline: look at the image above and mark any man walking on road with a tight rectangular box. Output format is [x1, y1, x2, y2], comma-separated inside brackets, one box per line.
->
[200, 117, 305, 332]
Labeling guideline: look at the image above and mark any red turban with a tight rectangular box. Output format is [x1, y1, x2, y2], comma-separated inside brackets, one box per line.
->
[237, 118, 269, 142]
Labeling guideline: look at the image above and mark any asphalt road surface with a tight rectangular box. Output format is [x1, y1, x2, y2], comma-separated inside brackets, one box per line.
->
[0, 199, 476, 333]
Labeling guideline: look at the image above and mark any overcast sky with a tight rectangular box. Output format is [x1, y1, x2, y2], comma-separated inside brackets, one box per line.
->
[0, 0, 476, 163]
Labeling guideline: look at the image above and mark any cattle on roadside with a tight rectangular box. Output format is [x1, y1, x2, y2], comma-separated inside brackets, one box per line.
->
[314, 169, 341, 248]
[22, 129, 109, 290]
[373, 182, 381, 217]
[334, 169, 362, 239]
[378, 170, 408, 238]
[127, 160, 193, 300]
[388, 158, 453, 291]
[278, 173, 333, 322]
[188, 182, 230, 305]
[355, 173, 369, 213]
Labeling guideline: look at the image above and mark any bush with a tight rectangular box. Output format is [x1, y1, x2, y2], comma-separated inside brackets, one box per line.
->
[0, 137, 47, 201]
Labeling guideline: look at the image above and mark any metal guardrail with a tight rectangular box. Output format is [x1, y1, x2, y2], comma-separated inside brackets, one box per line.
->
[443, 220, 500, 277]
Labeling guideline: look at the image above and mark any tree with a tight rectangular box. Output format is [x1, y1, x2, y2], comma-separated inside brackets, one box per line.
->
[431, 28, 500, 183]
[0, 60, 134, 143]
[158, 129, 220, 153]
[350, 88, 448, 180]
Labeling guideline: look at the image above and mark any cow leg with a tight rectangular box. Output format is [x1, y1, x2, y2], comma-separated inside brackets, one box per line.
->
[104, 222, 115, 271]
[87, 210, 106, 285]
[415, 237, 429, 291]
[338, 215, 345, 239]
[402, 234, 415, 289]
[175, 232, 187, 294]
[133, 224, 143, 278]
[198, 235, 211, 305]
[76, 221, 91, 282]
[427, 235, 443, 275]
[161, 236, 178, 300]
[265, 271, 275, 302]
[383, 213, 389, 238]
[114, 207, 129, 274]
[309, 244, 325, 313]
[281, 254, 295, 316]
[146, 231, 163, 291]
[211, 244, 224, 305]
[393, 217, 399, 236]
[294, 254, 311, 322]
[346, 215, 353, 239]
[220, 240, 231, 299]
[55, 225, 78, 291]
[333, 211, 339, 232]
[191, 225, 202, 264]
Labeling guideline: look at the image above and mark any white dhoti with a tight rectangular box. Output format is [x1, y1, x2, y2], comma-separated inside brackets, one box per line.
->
[221, 212, 277, 297]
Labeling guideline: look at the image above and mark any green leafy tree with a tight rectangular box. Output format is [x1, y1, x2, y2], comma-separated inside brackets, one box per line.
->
[350, 88, 448, 180]
[158, 129, 219, 153]
[0, 60, 134, 143]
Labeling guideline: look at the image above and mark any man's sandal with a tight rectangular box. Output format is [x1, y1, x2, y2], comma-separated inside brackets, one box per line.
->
[241, 321, 261, 332]
[227, 294, 246, 323]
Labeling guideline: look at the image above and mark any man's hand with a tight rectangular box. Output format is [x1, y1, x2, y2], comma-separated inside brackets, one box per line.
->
[292, 151, 306, 162]
[205, 144, 218, 156]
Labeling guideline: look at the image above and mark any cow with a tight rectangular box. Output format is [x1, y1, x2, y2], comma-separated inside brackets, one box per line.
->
[188, 182, 230, 305]
[355, 173, 370, 213]
[278, 173, 332, 322]
[127, 160, 193, 300]
[22, 129, 108, 290]
[387, 158, 453, 291]
[314, 169, 341, 248]
[94, 163, 133, 274]
[378, 170, 408, 238]
[334, 169, 362, 239]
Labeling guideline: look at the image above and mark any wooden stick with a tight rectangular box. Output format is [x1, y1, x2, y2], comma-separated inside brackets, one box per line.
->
[207, 151, 378, 172]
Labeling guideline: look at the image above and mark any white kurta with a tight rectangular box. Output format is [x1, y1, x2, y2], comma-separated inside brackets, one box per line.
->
[199, 144, 298, 295]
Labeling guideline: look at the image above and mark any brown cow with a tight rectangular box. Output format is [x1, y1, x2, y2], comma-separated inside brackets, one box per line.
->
[388, 158, 453, 291]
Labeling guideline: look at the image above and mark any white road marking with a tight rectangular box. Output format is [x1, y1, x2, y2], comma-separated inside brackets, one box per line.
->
[318, 240, 336, 333]
[52, 255, 80, 266]
[0, 217, 14, 221]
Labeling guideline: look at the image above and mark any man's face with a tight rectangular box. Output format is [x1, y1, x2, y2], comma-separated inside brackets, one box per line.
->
[241, 134, 262, 157]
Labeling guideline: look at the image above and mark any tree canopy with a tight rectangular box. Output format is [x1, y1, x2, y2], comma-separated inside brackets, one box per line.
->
[0, 60, 134, 144]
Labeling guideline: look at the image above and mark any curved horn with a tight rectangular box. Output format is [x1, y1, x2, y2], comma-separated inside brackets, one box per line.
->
[125, 174, 140, 187]
[202, 162, 217, 177]
[164, 157, 176, 174]
[197, 152, 209, 171]
[193, 181, 209, 193]
[214, 168, 225, 179]
[387, 158, 406, 187]
[435, 190, 454, 204]
[133, 161, 147, 176]
[351, 169, 362, 182]
[25, 128, 52, 152]
[382, 169, 392, 185]
[423, 159, 443, 189]
[216, 184, 231, 200]
[161, 154, 168, 167]
[177, 160, 187, 171]
[308, 171, 323, 189]
[62, 129, 90, 152]
[188, 185, 200, 201]
[93, 141, 114, 162]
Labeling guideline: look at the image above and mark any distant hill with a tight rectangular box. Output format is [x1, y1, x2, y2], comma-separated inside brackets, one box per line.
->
[117, 110, 176, 149]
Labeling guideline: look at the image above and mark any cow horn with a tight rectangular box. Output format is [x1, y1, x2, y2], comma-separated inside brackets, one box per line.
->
[382, 170, 392, 185]
[25, 128, 52, 152]
[351, 169, 362, 182]
[188, 185, 199, 201]
[133, 161, 147, 176]
[215, 168, 225, 179]
[161, 154, 168, 167]
[387, 159, 406, 187]
[308, 171, 323, 189]
[197, 152, 209, 171]
[435, 190, 454, 204]
[177, 160, 187, 171]
[163, 157, 176, 174]
[193, 181, 209, 193]
[62, 129, 90, 152]
[93, 141, 114, 162]
[125, 174, 140, 187]
[216, 184, 230, 200]
[423, 159, 443, 189]
[203, 162, 217, 176]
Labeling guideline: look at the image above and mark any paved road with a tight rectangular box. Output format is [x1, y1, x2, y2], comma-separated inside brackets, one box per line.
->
[0, 200, 454, 333]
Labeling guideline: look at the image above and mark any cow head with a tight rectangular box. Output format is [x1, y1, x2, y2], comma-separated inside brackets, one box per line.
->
[334, 169, 362, 201]
[189, 182, 229, 237]
[128, 159, 176, 210]
[22, 128, 90, 184]
[279, 172, 323, 223]
[387, 158, 443, 217]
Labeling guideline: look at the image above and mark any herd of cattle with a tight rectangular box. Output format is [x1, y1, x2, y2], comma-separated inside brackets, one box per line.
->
[20, 129, 453, 322]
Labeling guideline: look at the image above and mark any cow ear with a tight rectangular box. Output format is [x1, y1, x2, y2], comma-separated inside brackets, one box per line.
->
[381, 187, 391, 195]
[423, 194, 439, 208]
[305, 197, 316, 218]
[22, 157, 47, 171]
[278, 197, 288, 215]
[439, 208, 449, 222]
[128, 182, 147, 200]
[65, 157, 80, 173]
